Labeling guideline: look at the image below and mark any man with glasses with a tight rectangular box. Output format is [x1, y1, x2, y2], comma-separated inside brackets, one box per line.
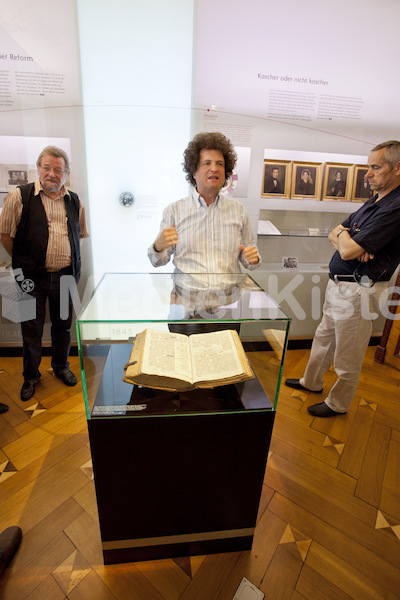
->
[285, 140, 400, 417]
[0, 146, 89, 400]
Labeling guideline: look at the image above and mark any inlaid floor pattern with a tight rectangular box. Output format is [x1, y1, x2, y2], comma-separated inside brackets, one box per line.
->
[0, 347, 399, 599]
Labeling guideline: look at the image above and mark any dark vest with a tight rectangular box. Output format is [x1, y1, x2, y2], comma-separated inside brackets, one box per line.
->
[12, 183, 81, 283]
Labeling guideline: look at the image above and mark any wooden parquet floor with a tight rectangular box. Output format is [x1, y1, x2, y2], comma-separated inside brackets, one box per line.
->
[0, 347, 399, 599]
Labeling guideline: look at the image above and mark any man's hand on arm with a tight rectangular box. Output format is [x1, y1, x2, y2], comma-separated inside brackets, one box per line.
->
[328, 224, 367, 261]
[358, 251, 374, 263]
[239, 244, 259, 265]
[154, 226, 178, 253]
[0, 234, 13, 257]
[328, 225, 350, 249]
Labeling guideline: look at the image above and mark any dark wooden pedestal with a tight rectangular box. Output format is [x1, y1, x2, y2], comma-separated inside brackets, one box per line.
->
[374, 269, 400, 363]
[87, 345, 275, 564]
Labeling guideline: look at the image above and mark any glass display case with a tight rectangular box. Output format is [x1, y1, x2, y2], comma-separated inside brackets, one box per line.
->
[256, 208, 351, 271]
[254, 208, 387, 337]
[76, 273, 290, 564]
[76, 272, 291, 418]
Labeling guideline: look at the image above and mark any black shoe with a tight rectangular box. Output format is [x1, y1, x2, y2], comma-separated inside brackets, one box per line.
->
[0, 526, 22, 578]
[55, 370, 77, 386]
[307, 402, 343, 418]
[21, 381, 35, 401]
[285, 378, 323, 393]
[0, 403, 9, 414]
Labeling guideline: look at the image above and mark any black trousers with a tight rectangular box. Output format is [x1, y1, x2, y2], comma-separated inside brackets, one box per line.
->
[20, 267, 73, 382]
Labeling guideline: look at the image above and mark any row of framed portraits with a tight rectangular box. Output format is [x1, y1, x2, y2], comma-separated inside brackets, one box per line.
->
[261, 160, 374, 202]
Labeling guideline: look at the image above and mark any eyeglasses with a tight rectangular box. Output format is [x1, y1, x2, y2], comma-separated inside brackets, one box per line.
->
[353, 265, 388, 288]
[39, 165, 68, 176]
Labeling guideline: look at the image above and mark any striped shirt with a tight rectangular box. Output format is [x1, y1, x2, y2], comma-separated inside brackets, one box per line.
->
[148, 191, 261, 274]
[0, 180, 89, 271]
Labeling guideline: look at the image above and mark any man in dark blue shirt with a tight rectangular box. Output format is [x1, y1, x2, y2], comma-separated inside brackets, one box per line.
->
[285, 140, 400, 417]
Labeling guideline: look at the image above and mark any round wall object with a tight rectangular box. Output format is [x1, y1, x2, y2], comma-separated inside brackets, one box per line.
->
[119, 192, 135, 207]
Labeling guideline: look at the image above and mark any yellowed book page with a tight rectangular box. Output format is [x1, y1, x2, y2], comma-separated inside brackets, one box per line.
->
[141, 328, 193, 384]
[122, 329, 146, 383]
[189, 329, 247, 383]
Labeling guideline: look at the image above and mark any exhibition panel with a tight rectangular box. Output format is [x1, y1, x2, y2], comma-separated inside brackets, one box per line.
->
[253, 209, 391, 338]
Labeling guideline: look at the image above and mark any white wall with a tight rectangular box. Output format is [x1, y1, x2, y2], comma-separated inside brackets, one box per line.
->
[76, 0, 195, 282]
[191, 0, 400, 239]
[2, 0, 400, 340]
[0, 0, 88, 345]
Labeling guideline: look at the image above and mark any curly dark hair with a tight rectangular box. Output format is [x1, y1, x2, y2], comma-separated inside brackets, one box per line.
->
[182, 132, 237, 186]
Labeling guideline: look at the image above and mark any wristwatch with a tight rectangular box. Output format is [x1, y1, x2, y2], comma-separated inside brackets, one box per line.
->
[336, 228, 347, 237]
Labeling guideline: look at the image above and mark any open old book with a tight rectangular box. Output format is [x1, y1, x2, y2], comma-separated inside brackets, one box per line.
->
[123, 328, 254, 392]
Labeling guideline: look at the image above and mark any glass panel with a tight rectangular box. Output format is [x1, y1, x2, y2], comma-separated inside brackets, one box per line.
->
[257, 209, 351, 269]
[76, 273, 290, 419]
[258, 209, 351, 237]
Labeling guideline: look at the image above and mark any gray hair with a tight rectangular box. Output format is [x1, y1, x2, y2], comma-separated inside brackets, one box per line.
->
[36, 146, 71, 173]
[371, 140, 400, 167]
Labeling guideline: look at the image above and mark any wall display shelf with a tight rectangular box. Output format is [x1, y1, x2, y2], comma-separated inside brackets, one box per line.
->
[253, 209, 387, 338]
[257, 208, 350, 267]
[76, 272, 290, 564]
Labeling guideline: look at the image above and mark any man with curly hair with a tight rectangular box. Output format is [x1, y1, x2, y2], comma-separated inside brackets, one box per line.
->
[148, 132, 260, 273]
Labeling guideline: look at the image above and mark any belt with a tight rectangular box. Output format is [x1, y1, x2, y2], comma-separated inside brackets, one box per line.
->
[329, 273, 356, 282]
[329, 272, 390, 287]
[45, 266, 73, 278]
[46, 266, 72, 274]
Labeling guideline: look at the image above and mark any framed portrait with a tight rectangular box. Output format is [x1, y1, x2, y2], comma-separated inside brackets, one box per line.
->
[8, 170, 28, 186]
[291, 161, 322, 200]
[282, 256, 298, 269]
[322, 163, 354, 201]
[351, 164, 374, 202]
[261, 160, 292, 198]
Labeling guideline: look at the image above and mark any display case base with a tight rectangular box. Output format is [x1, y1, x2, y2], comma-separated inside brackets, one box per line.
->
[87, 344, 275, 564]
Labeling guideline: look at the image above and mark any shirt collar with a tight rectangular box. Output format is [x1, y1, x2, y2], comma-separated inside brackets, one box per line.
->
[375, 184, 400, 205]
[192, 188, 221, 207]
[34, 178, 70, 199]
[362, 185, 400, 209]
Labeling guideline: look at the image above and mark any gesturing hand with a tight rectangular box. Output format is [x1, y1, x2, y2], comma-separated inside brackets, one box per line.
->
[239, 245, 259, 265]
[154, 225, 178, 252]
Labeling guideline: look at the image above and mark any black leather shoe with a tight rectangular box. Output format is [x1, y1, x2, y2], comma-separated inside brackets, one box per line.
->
[285, 378, 323, 393]
[21, 381, 35, 401]
[0, 403, 9, 414]
[55, 370, 77, 386]
[307, 402, 343, 417]
[0, 526, 22, 578]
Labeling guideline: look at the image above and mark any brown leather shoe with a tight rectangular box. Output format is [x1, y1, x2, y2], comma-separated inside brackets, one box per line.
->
[0, 526, 22, 578]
